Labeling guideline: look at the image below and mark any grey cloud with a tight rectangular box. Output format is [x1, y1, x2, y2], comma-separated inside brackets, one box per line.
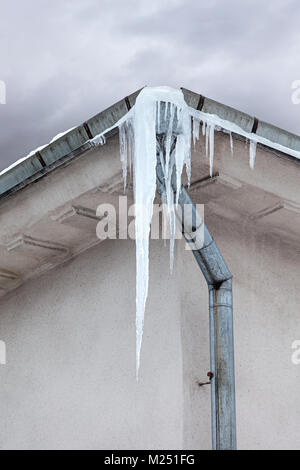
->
[0, 0, 300, 171]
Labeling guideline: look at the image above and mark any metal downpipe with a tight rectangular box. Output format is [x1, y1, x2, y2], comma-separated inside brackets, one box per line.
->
[156, 155, 237, 450]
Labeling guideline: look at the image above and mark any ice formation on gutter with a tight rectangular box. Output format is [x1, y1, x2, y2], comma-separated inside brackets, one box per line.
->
[92, 87, 192, 377]
[1, 87, 298, 377]
[89, 86, 300, 377]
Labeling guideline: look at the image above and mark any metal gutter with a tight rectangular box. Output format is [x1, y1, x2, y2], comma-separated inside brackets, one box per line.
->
[182, 87, 300, 155]
[1, 86, 300, 202]
[0, 89, 142, 201]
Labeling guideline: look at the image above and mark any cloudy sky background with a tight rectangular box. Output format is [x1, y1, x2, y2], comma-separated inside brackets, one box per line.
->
[0, 0, 300, 171]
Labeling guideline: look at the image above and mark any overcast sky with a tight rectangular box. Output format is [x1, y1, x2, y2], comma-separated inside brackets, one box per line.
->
[0, 0, 300, 171]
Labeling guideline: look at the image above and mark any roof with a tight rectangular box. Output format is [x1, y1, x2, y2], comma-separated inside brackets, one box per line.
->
[0, 86, 300, 202]
[0, 87, 300, 298]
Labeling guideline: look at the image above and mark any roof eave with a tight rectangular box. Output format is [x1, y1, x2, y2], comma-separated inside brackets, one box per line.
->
[1, 85, 300, 202]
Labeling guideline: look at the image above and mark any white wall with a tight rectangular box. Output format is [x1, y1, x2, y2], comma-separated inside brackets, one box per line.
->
[0, 214, 300, 450]
[0, 239, 185, 450]
[183, 212, 300, 450]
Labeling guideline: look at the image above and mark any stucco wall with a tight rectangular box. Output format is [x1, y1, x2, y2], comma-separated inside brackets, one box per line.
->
[181, 212, 300, 450]
[0, 239, 184, 450]
[0, 214, 299, 450]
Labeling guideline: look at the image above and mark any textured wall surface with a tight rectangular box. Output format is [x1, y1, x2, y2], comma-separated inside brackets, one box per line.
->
[0, 238, 184, 450]
[0, 213, 299, 450]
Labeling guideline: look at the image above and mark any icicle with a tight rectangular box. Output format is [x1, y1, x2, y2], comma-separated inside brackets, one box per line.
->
[175, 135, 185, 204]
[230, 132, 234, 155]
[127, 119, 134, 180]
[184, 134, 192, 187]
[185, 158, 191, 188]
[165, 167, 176, 273]
[192, 117, 200, 149]
[119, 122, 127, 192]
[129, 87, 191, 378]
[164, 101, 169, 121]
[163, 103, 179, 275]
[157, 101, 161, 134]
[209, 125, 215, 177]
[161, 190, 168, 248]
[185, 111, 192, 187]
[165, 103, 175, 179]
[92, 134, 106, 146]
[133, 93, 157, 379]
[205, 124, 209, 158]
[249, 140, 257, 169]
[91, 86, 295, 378]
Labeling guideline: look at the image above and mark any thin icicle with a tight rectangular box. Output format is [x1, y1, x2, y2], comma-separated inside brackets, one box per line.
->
[164, 101, 169, 121]
[230, 132, 234, 155]
[119, 122, 128, 192]
[249, 140, 257, 169]
[157, 101, 161, 134]
[165, 103, 175, 179]
[89, 85, 300, 378]
[192, 117, 200, 149]
[209, 125, 215, 177]
[205, 124, 209, 158]
[182, 107, 192, 187]
[127, 119, 134, 180]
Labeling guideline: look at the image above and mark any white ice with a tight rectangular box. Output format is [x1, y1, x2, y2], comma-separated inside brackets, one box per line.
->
[249, 140, 257, 169]
[88, 86, 300, 377]
[2, 85, 299, 378]
[230, 132, 234, 155]
[128, 87, 191, 378]
[91, 87, 191, 377]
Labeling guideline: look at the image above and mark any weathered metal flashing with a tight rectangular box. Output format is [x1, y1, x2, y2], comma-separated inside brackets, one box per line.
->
[125, 96, 132, 111]
[197, 94, 205, 111]
[0, 141, 93, 202]
[83, 122, 93, 140]
[0, 88, 143, 200]
[232, 132, 300, 166]
[251, 117, 259, 134]
[181, 87, 255, 133]
[182, 87, 300, 154]
[1, 85, 300, 202]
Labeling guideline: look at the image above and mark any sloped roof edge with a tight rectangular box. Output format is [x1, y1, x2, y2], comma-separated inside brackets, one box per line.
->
[182, 88, 300, 155]
[0, 86, 299, 202]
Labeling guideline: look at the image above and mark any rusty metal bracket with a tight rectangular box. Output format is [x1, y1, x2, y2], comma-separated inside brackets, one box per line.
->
[198, 372, 213, 387]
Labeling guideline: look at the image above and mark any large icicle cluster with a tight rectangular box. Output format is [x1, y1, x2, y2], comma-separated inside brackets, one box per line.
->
[119, 87, 192, 378]
[90, 85, 298, 377]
